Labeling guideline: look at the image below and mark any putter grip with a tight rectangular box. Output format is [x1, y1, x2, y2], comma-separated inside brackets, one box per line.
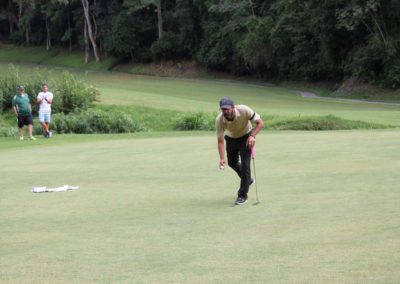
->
[251, 147, 255, 159]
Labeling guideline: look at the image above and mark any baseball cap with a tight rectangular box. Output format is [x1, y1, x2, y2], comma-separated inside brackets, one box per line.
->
[219, 97, 234, 109]
[17, 85, 24, 90]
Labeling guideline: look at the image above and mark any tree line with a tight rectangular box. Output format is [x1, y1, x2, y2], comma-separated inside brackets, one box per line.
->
[0, 0, 399, 88]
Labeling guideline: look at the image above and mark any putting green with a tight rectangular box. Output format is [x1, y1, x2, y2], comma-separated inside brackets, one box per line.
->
[0, 130, 399, 282]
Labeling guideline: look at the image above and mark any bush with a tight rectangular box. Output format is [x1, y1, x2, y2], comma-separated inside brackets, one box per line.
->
[0, 64, 49, 113]
[0, 126, 18, 137]
[51, 109, 145, 134]
[175, 112, 216, 131]
[52, 72, 99, 114]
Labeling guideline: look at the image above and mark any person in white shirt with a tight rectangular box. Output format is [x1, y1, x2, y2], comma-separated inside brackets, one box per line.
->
[37, 83, 54, 138]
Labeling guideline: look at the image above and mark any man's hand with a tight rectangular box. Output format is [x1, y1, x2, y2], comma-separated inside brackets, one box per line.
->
[219, 159, 226, 170]
[246, 135, 256, 148]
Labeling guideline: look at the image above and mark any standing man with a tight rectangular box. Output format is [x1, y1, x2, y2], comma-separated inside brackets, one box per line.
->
[216, 97, 264, 205]
[37, 83, 53, 138]
[12, 85, 36, 141]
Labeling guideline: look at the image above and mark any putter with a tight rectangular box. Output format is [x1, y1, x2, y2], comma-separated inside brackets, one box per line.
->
[251, 147, 260, 205]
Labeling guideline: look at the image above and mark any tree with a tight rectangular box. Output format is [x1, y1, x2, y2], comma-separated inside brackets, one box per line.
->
[81, 0, 100, 62]
[124, 0, 163, 40]
[13, 0, 36, 45]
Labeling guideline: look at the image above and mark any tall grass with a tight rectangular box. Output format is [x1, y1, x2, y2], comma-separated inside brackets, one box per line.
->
[267, 115, 391, 130]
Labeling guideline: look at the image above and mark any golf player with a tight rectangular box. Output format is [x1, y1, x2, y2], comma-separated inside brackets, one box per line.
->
[216, 97, 264, 205]
[12, 85, 36, 141]
[37, 83, 53, 138]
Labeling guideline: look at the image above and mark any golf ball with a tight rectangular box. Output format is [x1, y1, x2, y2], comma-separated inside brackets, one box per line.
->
[219, 165, 224, 170]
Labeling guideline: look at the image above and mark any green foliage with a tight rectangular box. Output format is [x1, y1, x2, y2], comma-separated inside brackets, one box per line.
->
[0, 126, 18, 137]
[1, 0, 399, 88]
[52, 72, 99, 114]
[197, 1, 251, 74]
[348, 44, 386, 80]
[0, 115, 18, 136]
[0, 65, 101, 118]
[0, 64, 49, 112]
[151, 33, 182, 61]
[383, 63, 400, 89]
[175, 112, 216, 131]
[104, 11, 139, 59]
[51, 109, 146, 134]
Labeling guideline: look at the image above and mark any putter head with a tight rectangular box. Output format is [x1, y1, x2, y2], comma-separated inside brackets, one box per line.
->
[253, 201, 260, 206]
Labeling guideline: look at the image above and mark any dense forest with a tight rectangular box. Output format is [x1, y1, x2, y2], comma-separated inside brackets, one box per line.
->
[0, 0, 399, 88]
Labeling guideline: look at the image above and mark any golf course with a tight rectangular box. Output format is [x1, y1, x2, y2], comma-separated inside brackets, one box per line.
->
[0, 62, 399, 283]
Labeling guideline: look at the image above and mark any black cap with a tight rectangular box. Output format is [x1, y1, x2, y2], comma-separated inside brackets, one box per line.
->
[219, 97, 234, 109]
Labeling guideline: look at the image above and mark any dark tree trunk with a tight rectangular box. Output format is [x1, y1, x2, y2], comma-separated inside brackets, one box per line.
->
[84, 21, 89, 64]
[157, 0, 163, 39]
[46, 18, 51, 50]
[81, 0, 100, 62]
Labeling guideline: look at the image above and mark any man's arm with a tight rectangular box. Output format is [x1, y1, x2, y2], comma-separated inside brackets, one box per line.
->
[12, 106, 18, 116]
[247, 118, 264, 148]
[217, 136, 226, 168]
[45, 94, 53, 104]
[12, 98, 18, 116]
[37, 93, 43, 104]
[251, 118, 264, 137]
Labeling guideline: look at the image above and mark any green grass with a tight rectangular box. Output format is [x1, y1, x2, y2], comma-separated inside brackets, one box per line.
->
[2, 62, 400, 127]
[6, 62, 400, 126]
[0, 44, 117, 70]
[84, 72, 400, 127]
[1, 61, 399, 282]
[0, 130, 399, 283]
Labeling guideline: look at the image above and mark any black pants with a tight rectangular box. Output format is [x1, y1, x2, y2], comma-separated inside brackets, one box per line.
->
[225, 134, 252, 198]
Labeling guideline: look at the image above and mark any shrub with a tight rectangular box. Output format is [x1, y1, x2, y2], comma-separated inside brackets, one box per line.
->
[52, 72, 99, 114]
[0, 64, 50, 113]
[175, 112, 216, 131]
[50, 109, 145, 134]
[0, 127, 18, 137]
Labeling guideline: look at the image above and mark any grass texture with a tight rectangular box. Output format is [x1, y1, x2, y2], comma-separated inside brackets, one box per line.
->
[1, 62, 400, 128]
[0, 130, 399, 283]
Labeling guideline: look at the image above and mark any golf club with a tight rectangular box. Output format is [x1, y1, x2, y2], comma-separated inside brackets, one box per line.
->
[251, 147, 260, 205]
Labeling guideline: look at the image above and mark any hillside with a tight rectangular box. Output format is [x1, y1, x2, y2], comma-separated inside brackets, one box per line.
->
[1, 43, 399, 103]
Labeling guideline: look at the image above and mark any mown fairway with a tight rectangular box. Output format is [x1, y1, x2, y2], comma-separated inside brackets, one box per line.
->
[0, 130, 399, 283]
[63, 71, 400, 126]
[1, 62, 400, 126]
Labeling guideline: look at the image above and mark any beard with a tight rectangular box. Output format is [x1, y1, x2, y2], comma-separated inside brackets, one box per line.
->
[223, 112, 234, 121]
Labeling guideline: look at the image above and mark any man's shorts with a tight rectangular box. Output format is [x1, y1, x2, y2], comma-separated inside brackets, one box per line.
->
[39, 111, 51, 123]
[17, 114, 33, 128]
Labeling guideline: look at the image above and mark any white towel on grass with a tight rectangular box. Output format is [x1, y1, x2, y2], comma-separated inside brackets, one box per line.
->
[32, 185, 79, 193]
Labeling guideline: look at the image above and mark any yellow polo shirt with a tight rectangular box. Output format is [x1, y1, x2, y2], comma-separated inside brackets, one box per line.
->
[216, 105, 261, 139]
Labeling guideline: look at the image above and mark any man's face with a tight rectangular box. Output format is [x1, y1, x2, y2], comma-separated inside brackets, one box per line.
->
[42, 85, 48, 92]
[221, 107, 235, 121]
[17, 89, 24, 95]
